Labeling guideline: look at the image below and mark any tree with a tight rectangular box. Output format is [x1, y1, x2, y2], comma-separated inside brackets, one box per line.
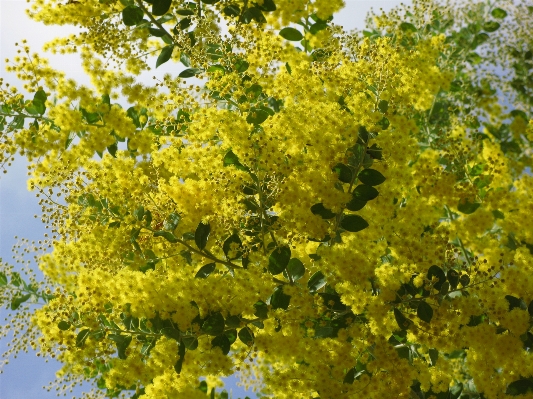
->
[1, 0, 533, 397]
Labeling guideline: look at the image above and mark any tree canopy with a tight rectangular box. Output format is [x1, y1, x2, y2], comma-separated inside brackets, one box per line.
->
[1, 0, 533, 398]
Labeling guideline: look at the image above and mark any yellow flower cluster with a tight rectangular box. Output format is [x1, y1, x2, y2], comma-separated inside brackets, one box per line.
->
[1, 0, 533, 398]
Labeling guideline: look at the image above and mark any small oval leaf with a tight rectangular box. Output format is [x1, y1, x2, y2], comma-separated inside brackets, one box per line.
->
[195, 222, 211, 250]
[417, 301, 433, 323]
[152, 0, 172, 16]
[287, 258, 305, 281]
[179, 68, 201, 78]
[332, 163, 353, 183]
[358, 169, 386, 186]
[340, 215, 369, 233]
[211, 334, 231, 355]
[238, 327, 254, 346]
[195, 263, 216, 279]
[156, 45, 174, 68]
[76, 329, 91, 347]
[269, 246, 291, 275]
[202, 312, 225, 336]
[58, 321, 71, 331]
[310, 203, 336, 219]
[491, 8, 507, 19]
[122, 5, 144, 26]
[308, 271, 326, 293]
[427, 265, 446, 290]
[353, 185, 379, 201]
[223, 233, 243, 260]
[279, 27, 304, 41]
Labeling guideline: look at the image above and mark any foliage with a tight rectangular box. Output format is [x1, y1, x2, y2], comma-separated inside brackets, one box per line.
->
[1, 0, 533, 398]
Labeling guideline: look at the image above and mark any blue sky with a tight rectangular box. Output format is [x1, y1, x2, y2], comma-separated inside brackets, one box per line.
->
[0, 1, 404, 397]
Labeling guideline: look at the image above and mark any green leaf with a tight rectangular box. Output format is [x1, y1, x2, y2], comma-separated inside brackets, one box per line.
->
[156, 45, 174, 68]
[353, 184, 379, 201]
[76, 329, 91, 347]
[149, 27, 167, 37]
[343, 368, 355, 384]
[198, 381, 208, 393]
[472, 33, 489, 48]
[286, 258, 305, 281]
[32, 89, 47, 114]
[153, 230, 178, 243]
[246, 108, 270, 125]
[207, 64, 225, 74]
[400, 22, 417, 32]
[428, 265, 446, 290]
[223, 233, 243, 260]
[238, 327, 254, 346]
[439, 281, 450, 296]
[34, 88, 47, 103]
[176, 9, 194, 16]
[506, 378, 533, 396]
[346, 197, 366, 212]
[122, 5, 144, 26]
[152, 0, 171, 16]
[310, 203, 335, 219]
[194, 222, 210, 250]
[180, 52, 191, 67]
[505, 295, 527, 311]
[258, 0, 276, 12]
[10, 271, 23, 287]
[459, 274, 470, 287]
[58, 321, 71, 331]
[211, 334, 231, 355]
[254, 301, 268, 319]
[285, 62, 292, 75]
[308, 271, 326, 293]
[483, 21, 500, 32]
[271, 285, 291, 310]
[133, 206, 144, 221]
[393, 308, 411, 330]
[428, 348, 438, 366]
[340, 215, 369, 233]
[241, 6, 265, 23]
[202, 312, 225, 336]
[492, 209, 504, 219]
[367, 143, 382, 160]
[195, 263, 216, 279]
[358, 169, 386, 186]
[10, 293, 31, 310]
[109, 334, 133, 359]
[457, 198, 480, 214]
[279, 27, 303, 41]
[179, 68, 201, 78]
[491, 8, 507, 19]
[332, 163, 353, 183]
[268, 246, 291, 275]
[223, 5, 240, 17]
[417, 301, 433, 323]
[0, 272, 7, 286]
[234, 59, 249, 73]
[182, 336, 198, 350]
[174, 339, 186, 374]
[447, 269, 460, 289]
[176, 17, 192, 30]
[310, 21, 328, 34]
[225, 328, 237, 344]
[164, 212, 181, 231]
[529, 300, 533, 317]
[378, 100, 388, 113]
[223, 150, 248, 171]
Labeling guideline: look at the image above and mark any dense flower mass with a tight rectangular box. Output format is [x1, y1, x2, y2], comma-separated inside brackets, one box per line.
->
[1, 0, 533, 398]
